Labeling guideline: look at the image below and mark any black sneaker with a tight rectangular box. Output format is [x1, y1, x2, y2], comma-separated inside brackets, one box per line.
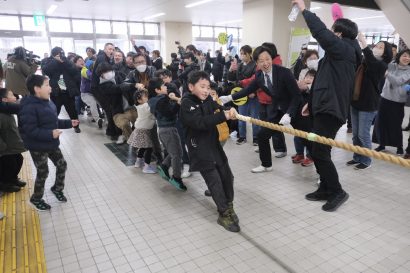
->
[236, 137, 246, 145]
[396, 148, 404, 155]
[0, 184, 21, 193]
[51, 188, 67, 202]
[322, 190, 349, 212]
[14, 179, 27, 187]
[97, 118, 103, 129]
[204, 189, 212, 197]
[217, 210, 240, 232]
[74, 127, 81, 133]
[375, 146, 385, 152]
[157, 164, 170, 181]
[169, 176, 187, 191]
[253, 139, 258, 146]
[305, 190, 330, 201]
[346, 160, 358, 166]
[30, 199, 51, 211]
[354, 163, 371, 170]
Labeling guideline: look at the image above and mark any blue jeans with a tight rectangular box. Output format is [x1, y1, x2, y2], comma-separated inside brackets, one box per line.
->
[238, 97, 260, 140]
[351, 107, 377, 166]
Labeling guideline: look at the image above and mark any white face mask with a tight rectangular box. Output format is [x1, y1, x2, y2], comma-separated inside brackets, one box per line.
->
[306, 59, 319, 70]
[136, 64, 147, 73]
[372, 47, 384, 60]
[103, 71, 115, 80]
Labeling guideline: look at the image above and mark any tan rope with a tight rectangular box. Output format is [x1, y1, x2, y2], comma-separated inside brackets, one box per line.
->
[236, 114, 410, 169]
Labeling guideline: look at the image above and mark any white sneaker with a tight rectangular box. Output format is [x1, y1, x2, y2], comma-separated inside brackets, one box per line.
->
[251, 165, 273, 173]
[274, 152, 287, 158]
[181, 164, 191, 178]
[134, 157, 144, 168]
[116, 135, 126, 144]
[143, 164, 157, 174]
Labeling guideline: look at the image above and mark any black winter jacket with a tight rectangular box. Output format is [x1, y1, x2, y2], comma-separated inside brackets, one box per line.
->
[91, 50, 112, 93]
[351, 47, 388, 111]
[148, 95, 179, 128]
[42, 58, 80, 97]
[180, 94, 228, 171]
[166, 59, 180, 80]
[18, 96, 72, 151]
[99, 80, 124, 116]
[302, 10, 362, 123]
[178, 63, 200, 94]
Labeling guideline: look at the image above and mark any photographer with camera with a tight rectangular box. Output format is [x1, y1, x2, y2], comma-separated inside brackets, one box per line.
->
[5, 46, 39, 97]
[42, 47, 81, 133]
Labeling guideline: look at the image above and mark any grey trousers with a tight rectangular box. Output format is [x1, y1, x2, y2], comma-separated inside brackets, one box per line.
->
[158, 127, 182, 178]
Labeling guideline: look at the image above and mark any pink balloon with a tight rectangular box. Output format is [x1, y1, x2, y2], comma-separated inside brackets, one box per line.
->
[331, 3, 344, 21]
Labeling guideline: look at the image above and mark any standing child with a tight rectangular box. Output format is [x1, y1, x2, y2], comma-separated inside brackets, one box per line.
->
[0, 88, 27, 193]
[19, 75, 79, 211]
[180, 71, 240, 232]
[128, 90, 157, 174]
[148, 78, 187, 191]
[291, 69, 316, 167]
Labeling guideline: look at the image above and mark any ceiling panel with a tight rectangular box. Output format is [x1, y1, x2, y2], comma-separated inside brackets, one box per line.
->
[0, 0, 243, 26]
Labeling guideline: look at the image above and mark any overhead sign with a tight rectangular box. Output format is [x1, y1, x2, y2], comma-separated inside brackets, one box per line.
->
[33, 15, 45, 27]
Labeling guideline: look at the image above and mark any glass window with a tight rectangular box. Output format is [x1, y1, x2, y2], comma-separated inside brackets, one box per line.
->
[112, 22, 127, 35]
[95, 21, 111, 34]
[48, 18, 71, 32]
[193, 41, 214, 54]
[129, 23, 143, 35]
[145, 23, 159, 35]
[200, 26, 213, 38]
[214, 27, 226, 38]
[0, 15, 20, 30]
[192, 26, 200, 38]
[74, 40, 94, 59]
[72, 19, 93, 33]
[96, 38, 130, 53]
[21, 16, 45, 31]
[239, 28, 242, 39]
[227, 28, 238, 38]
[134, 40, 160, 53]
[23, 37, 50, 59]
[0, 38, 23, 61]
[50, 37, 74, 53]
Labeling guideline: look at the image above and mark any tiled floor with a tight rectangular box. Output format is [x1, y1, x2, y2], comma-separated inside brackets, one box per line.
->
[32, 112, 410, 273]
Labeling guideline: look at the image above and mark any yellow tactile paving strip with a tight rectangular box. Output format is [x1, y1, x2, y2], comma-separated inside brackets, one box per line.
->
[0, 153, 47, 273]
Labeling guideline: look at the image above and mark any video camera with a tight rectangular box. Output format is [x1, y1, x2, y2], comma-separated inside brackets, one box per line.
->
[12, 46, 41, 66]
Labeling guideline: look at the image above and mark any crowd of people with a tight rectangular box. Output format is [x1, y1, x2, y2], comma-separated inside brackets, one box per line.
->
[0, 0, 409, 228]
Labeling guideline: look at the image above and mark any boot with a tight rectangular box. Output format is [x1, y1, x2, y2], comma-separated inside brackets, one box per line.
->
[228, 202, 239, 224]
[217, 210, 240, 232]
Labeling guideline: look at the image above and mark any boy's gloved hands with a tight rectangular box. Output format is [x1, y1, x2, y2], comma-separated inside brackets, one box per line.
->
[279, 113, 291, 126]
[404, 84, 410, 93]
[219, 95, 233, 105]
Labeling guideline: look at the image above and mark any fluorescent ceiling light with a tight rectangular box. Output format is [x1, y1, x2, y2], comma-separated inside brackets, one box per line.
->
[216, 19, 242, 25]
[143, 13, 165, 20]
[46, 4, 58, 15]
[310, 7, 322, 11]
[352, 15, 385, 21]
[185, 0, 213, 8]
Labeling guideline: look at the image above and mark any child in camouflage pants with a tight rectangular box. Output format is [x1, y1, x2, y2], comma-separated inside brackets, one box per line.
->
[19, 74, 79, 211]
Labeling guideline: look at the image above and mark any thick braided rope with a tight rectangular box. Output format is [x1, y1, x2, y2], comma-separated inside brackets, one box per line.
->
[236, 114, 410, 169]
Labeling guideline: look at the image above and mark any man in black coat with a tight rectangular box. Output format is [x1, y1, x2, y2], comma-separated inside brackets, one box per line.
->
[293, 0, 362, 212]
[178, 52, 200, 95]
[220, 46, 301, 173]
[42, 47, 81, 133]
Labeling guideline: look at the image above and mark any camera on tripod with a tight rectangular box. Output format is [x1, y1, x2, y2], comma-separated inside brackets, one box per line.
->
[12, 46, 41, 66]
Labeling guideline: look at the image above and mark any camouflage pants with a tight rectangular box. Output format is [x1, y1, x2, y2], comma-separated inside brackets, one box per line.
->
[29, 148, 67, 201]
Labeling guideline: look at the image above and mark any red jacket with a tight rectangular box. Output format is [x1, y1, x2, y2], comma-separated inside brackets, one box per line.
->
[239, 55, 283, 104]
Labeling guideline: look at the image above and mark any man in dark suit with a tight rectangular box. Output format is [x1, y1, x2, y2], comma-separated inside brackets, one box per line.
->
[220, 46, 301, 173]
